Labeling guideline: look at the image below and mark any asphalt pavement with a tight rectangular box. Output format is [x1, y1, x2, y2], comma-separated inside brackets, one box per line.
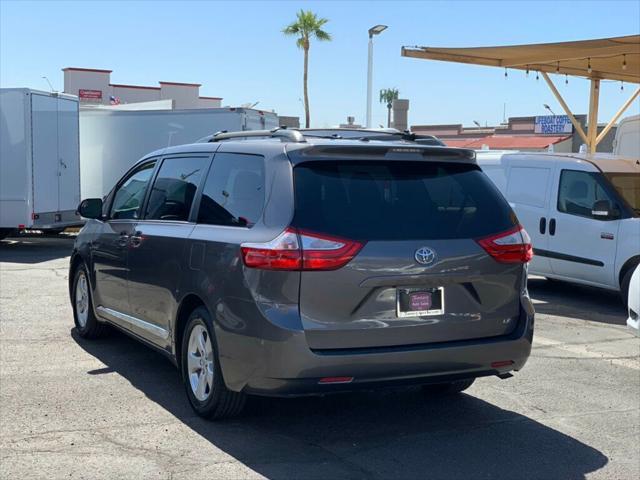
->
[1, 236, 638, 480]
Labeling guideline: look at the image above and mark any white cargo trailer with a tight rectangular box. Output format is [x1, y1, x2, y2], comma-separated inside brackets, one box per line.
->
[613, 114, 640, 158]
[80, 107, 278, 199]
[0, 88, 81, 239]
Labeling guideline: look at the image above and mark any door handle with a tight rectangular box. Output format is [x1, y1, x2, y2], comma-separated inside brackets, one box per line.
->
[549, 218, 556, 236]
[539, 217, 546, 235]
[130, 231, 144, 248]
[117, 232, 130, 247]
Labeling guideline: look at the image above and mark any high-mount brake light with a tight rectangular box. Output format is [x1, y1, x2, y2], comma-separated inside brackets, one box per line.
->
[476, 225, 533, 264]
[240, 228, 364, 271]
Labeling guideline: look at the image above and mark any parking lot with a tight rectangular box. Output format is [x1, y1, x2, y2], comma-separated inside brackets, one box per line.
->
[0, 236, 638, 480]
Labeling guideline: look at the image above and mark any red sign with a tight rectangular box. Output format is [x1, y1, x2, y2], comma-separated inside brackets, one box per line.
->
[78, 89, 102, 101]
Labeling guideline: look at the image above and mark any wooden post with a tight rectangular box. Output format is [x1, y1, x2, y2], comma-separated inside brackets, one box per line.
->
[595, 87, 640, 146]
[587, 79, 600, 153]
[541, 72, 588, 146]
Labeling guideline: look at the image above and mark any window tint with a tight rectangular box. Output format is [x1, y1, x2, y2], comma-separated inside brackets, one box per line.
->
[293, 161, 516, 240]
[110, 162, 156, 220]
[145, 157, 208, 221]
[605, 173, 640, 214]
[557, 170, 614, 218]
[197, 153, 265, 227]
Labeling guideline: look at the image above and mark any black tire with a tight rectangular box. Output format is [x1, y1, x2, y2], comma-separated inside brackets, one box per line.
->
[422, 378, 475, 396]
[181, 307, 246, 420]
[621, 267, 636, 309]
[43, 228, 66, 236]
[0, 228, 15, 240]
[71, 264, 107, 339]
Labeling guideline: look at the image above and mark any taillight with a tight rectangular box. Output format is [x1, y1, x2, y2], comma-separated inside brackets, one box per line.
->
[240, 228, 364, 271]
[241, 228, 301, 270]
[476, 225, 533, 264]
[298, 229, 364, 270]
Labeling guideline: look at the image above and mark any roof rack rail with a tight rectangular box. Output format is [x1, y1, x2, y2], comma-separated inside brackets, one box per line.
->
[209, 127, 306, 143]
[297, 128, 445, 146]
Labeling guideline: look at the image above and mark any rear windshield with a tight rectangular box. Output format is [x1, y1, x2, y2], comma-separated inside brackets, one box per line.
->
[293, 161, 516, 240]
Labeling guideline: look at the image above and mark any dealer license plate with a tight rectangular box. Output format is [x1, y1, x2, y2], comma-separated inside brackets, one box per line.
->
[396, 287, 444, 317]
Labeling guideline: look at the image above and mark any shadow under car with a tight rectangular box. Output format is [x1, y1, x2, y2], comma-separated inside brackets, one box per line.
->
[72, 328, 608, 480]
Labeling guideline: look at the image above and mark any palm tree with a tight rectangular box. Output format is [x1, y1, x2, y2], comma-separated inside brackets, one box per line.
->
[283, 10, 331, 128]
[379, 88, 399, 128]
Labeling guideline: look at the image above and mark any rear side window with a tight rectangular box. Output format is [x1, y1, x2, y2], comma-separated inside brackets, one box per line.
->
[507, 167, 550, 208]
[145, 156, 209, 221]
[110, 161, 156, 220]
[197, 153, 265, 227]
[293, 161, 516, 240]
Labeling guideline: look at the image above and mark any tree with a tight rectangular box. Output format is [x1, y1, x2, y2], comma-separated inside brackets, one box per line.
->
[283, 10, 331, 128]
[379, 88, 399, 128]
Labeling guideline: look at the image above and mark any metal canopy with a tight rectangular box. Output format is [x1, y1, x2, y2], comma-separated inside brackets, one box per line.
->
[402, 35, 640, 83]
[402, 35, 640, 153]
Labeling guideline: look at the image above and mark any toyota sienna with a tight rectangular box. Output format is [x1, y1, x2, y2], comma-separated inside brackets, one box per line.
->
[70, 128, 535, 419]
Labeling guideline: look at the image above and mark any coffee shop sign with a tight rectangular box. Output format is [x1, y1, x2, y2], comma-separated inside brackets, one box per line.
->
[534, 115, 573, 134]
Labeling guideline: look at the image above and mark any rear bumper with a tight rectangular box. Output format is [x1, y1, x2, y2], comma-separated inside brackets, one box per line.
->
[218, 298, 534, 397]
[31, 210, 83, 230]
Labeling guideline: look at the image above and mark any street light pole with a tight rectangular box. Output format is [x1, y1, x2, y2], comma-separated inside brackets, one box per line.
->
[366, 25, 387, 128]
[543, 103, 557, 116]
[366, 37, 374, 128]
[41, 76, 55, 93]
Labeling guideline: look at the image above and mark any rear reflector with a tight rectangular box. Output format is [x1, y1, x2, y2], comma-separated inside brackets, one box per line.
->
[241, 228, 364, 271]
[476, 225, 533, 264]
[491, 360, 514, 368]
[318, 376, 354, 384]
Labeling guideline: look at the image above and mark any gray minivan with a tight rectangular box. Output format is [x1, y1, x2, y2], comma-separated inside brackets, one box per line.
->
[70, 129, 535, 419]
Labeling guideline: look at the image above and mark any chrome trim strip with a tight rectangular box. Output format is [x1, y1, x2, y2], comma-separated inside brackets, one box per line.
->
[96, 306, 169, 340]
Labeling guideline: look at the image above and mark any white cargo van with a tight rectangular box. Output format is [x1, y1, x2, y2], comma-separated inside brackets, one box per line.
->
[0, 88, 81, 239]
[79, 107, 278, 199]
[613, 114, 640, 158]
[477, 151, 640, 301]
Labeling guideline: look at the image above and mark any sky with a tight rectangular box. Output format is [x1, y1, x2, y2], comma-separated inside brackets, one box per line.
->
[1, 0, 639, 128]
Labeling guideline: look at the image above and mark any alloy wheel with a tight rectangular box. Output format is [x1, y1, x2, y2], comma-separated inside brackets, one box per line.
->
[75, 271, 89, 328]
[187, 324, 215, 401]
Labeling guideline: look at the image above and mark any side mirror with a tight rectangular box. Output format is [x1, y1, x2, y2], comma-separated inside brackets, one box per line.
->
[77, 198, 103, 219]
[592, 200, 619, 219]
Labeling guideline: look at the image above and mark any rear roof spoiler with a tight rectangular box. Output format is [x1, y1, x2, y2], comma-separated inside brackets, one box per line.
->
[289, 144, 476, 164]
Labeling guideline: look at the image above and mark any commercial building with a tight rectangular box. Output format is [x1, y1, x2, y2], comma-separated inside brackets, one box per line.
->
[412, 114, 617, 153]
[62, 67, 222, 109]
[277, 116, 301, 128]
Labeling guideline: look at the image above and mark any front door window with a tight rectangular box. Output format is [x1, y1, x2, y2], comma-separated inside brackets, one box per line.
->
[557, 170, 616, 219]
[110, 162, 156, 220]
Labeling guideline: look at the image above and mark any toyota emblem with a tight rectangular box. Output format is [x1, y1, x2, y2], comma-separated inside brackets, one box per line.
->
[415, 247, 436, 266]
